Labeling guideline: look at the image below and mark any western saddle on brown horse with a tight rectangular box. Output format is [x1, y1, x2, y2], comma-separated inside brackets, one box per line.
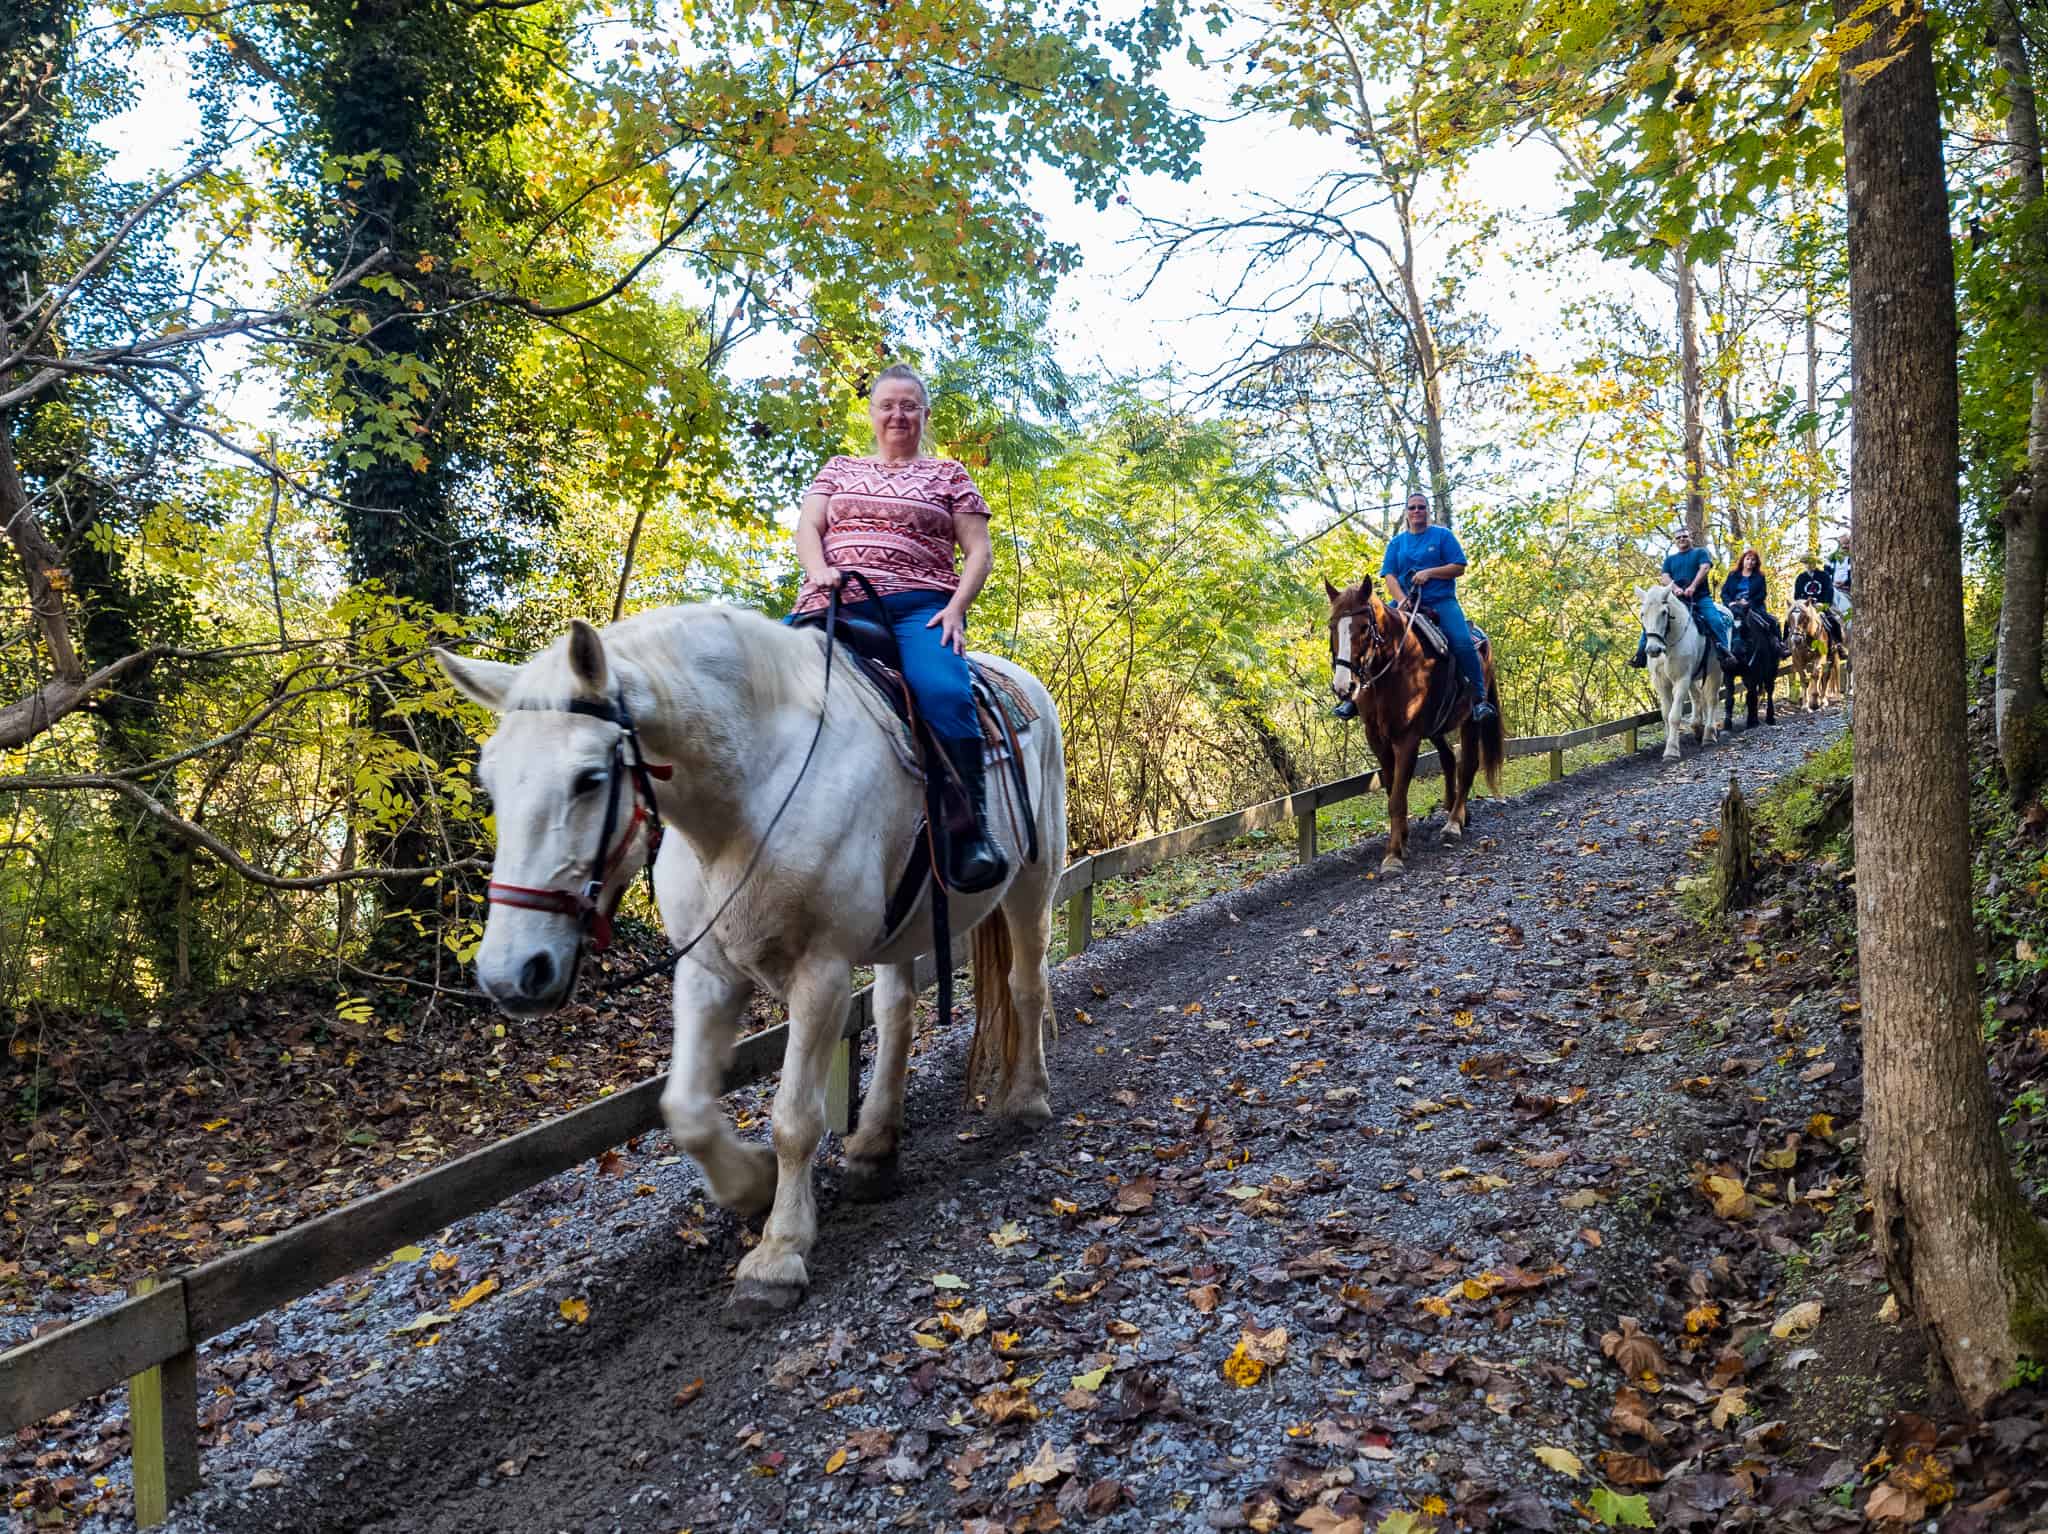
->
[1325, 577, 1506, 872]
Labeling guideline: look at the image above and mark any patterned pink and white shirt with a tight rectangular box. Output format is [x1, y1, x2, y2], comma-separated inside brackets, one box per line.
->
[793, 455, 993, 615]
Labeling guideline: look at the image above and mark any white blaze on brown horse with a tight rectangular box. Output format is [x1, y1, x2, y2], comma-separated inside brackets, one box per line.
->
[1786, 600, 1844, 712]
[1324, 576, 1506, 871]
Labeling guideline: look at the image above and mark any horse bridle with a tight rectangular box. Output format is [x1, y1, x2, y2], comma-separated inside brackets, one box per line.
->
[1642, 590, 1684, 655]
[485, 693, 673, 954]
[1332, 598, 1415, 694]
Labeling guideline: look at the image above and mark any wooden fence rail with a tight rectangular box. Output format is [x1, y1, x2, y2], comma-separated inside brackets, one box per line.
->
[0, 706, 1662, 1524]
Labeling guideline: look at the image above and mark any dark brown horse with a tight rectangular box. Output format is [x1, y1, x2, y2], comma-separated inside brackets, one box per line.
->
[1325, 577, 1506, 871]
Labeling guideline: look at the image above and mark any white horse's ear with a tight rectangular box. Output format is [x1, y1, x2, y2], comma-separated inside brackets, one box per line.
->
[566, 619, 609, 696]
[434, 648, 518, 712]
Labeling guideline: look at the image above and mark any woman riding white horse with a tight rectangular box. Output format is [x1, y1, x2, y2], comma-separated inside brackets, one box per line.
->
[1638, 583, 1722, 760]
[436, 370, 1067, 1323]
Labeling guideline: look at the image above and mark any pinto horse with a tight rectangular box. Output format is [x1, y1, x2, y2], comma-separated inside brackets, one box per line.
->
[1325, 577, 1505, 872]
[1786, 599, 1842, 712]
[436, 605, 1067, 1322]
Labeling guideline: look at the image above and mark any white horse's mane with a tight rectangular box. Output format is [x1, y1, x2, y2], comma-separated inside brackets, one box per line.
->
[501, 602, 894, 735]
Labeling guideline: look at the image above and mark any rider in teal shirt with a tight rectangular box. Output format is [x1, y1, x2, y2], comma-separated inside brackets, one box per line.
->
[1379, 494, 1495, 722]
[1630, 527, 1735, 670]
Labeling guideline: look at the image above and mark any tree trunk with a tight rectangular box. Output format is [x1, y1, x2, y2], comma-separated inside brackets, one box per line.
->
[1993, 0, 2048, 802]
[1840, 0, 2048, 1409]
[1677, 249, 1706, 542]
[1806, 293, 1823, 564]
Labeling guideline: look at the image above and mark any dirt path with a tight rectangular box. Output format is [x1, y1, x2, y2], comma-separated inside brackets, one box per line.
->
[114, 711, 1855, 1534]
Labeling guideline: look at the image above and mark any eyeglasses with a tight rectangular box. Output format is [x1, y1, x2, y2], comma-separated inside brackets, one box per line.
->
[1406, 502, 1427, 511]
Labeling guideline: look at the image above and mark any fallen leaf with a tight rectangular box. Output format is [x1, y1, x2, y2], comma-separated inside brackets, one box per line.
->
[1587, 1484, 1655, 1527]
[672, 1379, 703, 1408]
[1533, 1445, 1584, 1480]
[1771, 1300, 1822, 1339]
[990, 1221, 1029, 1249]
[557, 1295, 589, 1325]
[448, 1277, 499, 1313]
[1293, 1507, 1365, 1533]
[1007, 1440, 1079, 1490]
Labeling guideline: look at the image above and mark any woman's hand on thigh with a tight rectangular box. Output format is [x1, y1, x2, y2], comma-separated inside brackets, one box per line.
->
[928, 602, 969, 655]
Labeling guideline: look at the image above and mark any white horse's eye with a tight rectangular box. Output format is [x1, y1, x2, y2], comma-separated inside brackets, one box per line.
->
[572, 768, 608, 797]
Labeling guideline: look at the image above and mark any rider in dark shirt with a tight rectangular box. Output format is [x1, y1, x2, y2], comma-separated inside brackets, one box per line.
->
[1720, 551, 1789, 656]
[1791, 564, 1844, 645]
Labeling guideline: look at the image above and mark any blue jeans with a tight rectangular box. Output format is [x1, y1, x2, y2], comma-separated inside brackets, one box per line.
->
[1430, 597, 1488, 700]
[832, 587, 979, 740]
[1690, 595, 1732, 652]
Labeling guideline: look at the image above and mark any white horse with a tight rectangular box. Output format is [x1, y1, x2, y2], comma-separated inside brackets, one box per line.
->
[436, 604, 1067, 1320]
[1638, 585, 1722, 761]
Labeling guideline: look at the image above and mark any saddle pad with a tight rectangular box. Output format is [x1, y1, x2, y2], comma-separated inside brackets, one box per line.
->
[847, 654, 1037, 781]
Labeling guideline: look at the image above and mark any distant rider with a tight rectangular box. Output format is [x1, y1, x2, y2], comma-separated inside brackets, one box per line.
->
[1791, 560, 1845, 647]
[1379, 492, 1496, 723]
[1719, 549, 1790, 658]
[1630, 526, 1735, 671]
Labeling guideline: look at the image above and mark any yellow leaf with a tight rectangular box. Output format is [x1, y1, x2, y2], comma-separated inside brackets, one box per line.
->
[913, 1331, 948, 1351]
[448, 1277, 499, 1313]
[1051, 1197, 1079, 1216]
[201, 1118, 229, 1132]
[557, 1295, 588, 1325]
[390, 1244, 425, 1263]
[1533, 1445, 1584, 1480]
[1222, 1337, 1265, 1388]
[990, 1221, 1029, 1248]
[429, 1251, 459, 1273]
[1071, 1365, 1110, 1391]
[825, 1447, 848, 1474]
[1771, 1300, 1822, 1339]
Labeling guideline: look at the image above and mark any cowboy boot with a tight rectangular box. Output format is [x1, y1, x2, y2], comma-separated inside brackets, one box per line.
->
[939, 734, 1009, 894]
[1628, 634, 1647, 669]
[1333, 698, 1358, 719]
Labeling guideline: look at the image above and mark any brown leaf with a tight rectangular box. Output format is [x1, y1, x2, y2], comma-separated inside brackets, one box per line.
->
[1114, 1176, 1156, 1213]
[1598, 1450, 1664, 1486]
[672, 1378, 703, 1409]
[1607, 1386, 1666, 1446]
[1187, 1284, 1220, 1313]
[1007, 1440, 1080, 1490]
[1600, 1317, 1665, 1379]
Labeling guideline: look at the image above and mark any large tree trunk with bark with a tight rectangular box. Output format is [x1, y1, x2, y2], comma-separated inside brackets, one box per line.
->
[1677, 249, 1706, 543]
[1841, 0, 2048, 1408]
[1993, 0, 2048, 803]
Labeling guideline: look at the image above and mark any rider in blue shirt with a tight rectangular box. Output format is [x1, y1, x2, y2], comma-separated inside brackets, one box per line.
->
[1629, 527, 1735, 671]
[1379, 493, 1496, 722]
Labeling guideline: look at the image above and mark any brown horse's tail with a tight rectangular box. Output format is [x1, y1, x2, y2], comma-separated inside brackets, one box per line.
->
[1478, 659, 1505, 796]
[965, 914, 1018, 1102]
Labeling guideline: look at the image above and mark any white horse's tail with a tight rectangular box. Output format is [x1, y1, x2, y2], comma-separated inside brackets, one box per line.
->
[966, 916, 1019, 1100]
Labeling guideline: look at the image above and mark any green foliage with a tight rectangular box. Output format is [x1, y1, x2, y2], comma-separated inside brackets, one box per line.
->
[1754, 731, 1854, 858]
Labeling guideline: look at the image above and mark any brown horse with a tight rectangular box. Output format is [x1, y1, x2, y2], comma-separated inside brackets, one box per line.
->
[1786, 600, 1842, 712]
[1325, 577, 1506, 872]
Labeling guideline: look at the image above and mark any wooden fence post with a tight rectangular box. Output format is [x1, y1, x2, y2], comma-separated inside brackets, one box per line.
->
[1548, 745, 1564, 781]
[128, 1276, 200, 1527]
[1065, 884, 1093, 956]
[1626, 723, 1639, 754]
[1295, 806, 1317, 865]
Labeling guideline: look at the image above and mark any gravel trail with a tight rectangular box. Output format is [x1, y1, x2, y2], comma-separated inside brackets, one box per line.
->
[115, 710, 1845, 1534]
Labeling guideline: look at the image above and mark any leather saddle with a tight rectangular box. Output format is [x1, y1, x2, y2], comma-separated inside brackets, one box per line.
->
[789, 585, 1040, 942]
[1409, 605, 1488, 738]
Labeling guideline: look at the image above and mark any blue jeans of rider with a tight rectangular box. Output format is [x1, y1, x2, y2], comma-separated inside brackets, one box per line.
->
[839, 588, 980, 741]
[1692, 595, 1733, 653]
[1430, 597, 1489, 702]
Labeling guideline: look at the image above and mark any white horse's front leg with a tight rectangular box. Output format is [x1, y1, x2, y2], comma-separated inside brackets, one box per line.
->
[660, 956, 774, 1217]
[843, 961, 916, 1200]
[729, 956, 848, 1321]
[1658, 674, 1683, 760]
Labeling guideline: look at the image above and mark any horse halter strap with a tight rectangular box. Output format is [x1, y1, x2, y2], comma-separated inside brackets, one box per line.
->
[485, 694, 673, 953]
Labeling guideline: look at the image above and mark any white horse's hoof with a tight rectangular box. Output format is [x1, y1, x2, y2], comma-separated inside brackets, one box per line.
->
[1381, 854, 1406, 873]
[1441, 820, 1464, 842]
[998, 1090, 1053, 1126]
[724, 1277, 807, 1327]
